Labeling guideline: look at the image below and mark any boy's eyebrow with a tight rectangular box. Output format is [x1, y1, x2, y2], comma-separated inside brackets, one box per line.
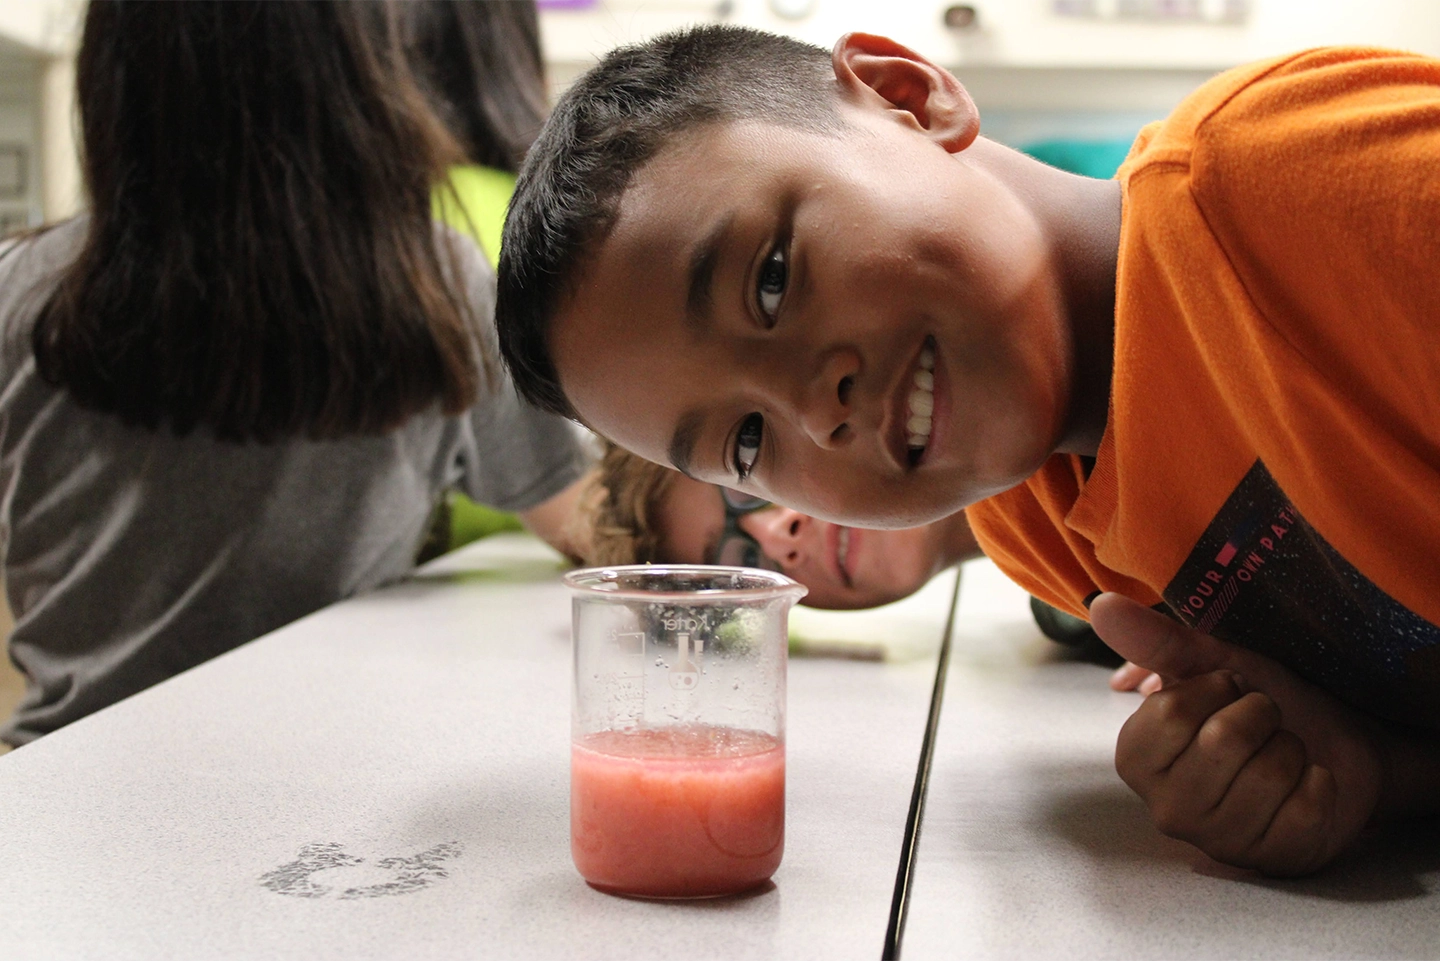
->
[668, 408, 705, 479]
[685, 213, 735, 329]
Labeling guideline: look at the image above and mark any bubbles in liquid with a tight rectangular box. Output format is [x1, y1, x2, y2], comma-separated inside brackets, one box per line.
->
[581, 724, 779, 758]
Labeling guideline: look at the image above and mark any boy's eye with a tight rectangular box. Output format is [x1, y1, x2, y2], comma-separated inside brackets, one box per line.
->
[755, 246, 787, 324]
[733, 413, 764, 480]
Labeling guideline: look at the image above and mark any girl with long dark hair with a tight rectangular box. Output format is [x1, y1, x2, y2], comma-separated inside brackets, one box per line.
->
[0, 0, 590, 747]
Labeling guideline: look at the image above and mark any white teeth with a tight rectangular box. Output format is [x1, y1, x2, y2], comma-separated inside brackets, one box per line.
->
[906, 340, 936, 451]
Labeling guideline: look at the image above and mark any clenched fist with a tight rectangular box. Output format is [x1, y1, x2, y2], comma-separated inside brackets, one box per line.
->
[1089, 593, 1385, 876]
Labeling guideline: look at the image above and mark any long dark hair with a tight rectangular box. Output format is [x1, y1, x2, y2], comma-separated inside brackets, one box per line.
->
[400, 0, 547, 172]
[33, 0, 481, 442]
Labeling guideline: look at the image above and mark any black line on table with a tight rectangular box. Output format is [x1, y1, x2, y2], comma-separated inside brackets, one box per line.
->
[881, 567, 961, 961]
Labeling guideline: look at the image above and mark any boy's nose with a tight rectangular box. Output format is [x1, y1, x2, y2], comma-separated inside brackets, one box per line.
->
[797, 348, 860, 449]
[741, 508, 809, 569]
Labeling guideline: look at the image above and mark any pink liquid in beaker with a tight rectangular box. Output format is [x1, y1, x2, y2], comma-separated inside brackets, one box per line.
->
[571, 725, 785, 898]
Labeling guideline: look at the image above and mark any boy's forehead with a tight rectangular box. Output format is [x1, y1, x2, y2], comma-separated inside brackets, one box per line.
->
[619, 120, 788, 224]
[549, 138, 732, 459]
[579, 118, 842, 300]
[563, 123, 788, 319]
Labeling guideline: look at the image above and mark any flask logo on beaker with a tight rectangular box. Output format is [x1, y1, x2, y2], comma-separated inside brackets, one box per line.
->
[670, 632, 702, 690]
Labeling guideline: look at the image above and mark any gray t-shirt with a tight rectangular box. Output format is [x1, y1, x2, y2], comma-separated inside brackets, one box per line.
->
[0, 219, 589, 745]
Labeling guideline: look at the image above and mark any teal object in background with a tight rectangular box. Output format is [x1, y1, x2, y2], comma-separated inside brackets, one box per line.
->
[1020, 138, 1135, 179]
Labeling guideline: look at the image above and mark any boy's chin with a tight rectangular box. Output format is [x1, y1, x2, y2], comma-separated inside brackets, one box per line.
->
[876, 478, 993, 528]
[813, 502, 955, 531]
[803, 584, 911, 611]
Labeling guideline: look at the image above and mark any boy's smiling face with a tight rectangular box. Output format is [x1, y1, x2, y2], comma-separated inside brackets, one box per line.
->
[550, 43, 1077, 528]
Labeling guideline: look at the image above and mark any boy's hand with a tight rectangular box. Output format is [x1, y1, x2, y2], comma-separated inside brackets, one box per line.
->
[1089, 593, 1384, 877]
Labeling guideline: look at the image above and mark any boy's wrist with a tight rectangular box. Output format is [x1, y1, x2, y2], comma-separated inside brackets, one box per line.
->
[1372, 722, 1440, 823]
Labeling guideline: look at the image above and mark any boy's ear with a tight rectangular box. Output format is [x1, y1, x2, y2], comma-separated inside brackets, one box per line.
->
[832, 33, 979, 153]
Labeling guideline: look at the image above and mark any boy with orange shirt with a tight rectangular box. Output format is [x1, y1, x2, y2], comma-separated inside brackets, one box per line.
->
[494, 26, 1440, 875]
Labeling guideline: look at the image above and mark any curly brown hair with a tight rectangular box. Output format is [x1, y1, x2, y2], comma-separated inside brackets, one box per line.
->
[579, 443, 680, 567]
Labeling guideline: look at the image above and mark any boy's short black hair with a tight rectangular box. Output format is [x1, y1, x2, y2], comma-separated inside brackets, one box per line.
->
[496, 25, 839, 418]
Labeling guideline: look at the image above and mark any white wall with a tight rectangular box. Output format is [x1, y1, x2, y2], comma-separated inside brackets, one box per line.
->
[540, 0, 1440, 149]
[0, 0, 81, 56]
[0, 0, 82, 225]
[0, 41, 40, 230]
[543, 0, 1440, 74]
[1, 0, 1435, 226]
[929, 0, 1440, 68]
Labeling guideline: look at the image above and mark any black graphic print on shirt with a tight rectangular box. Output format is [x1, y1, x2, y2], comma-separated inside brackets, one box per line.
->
[1162, 460, 1440, 727]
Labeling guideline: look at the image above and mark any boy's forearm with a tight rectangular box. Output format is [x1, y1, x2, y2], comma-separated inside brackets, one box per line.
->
[1374, 724, 1440, 822]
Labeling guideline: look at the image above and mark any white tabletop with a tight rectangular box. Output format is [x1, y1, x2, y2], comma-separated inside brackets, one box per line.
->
[0, 535, 954, 961]
[9, 538, 1431, 961]
[902, 559, 1440, 960]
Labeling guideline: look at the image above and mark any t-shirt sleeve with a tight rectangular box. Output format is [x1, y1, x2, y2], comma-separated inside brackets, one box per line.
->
[0, 221, 85, 383]
[456, 384, 594, 513]
[452, 386, 587, 515]
[441, 227, 595, 512]
[1180, 49, 1440, 621]
[968, 455, 1162, 620]
[1191, 49, 1440, 451]
[967, 470, 1098, 621]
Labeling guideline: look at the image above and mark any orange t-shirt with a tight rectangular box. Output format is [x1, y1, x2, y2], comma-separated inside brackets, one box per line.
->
[967, 48, 1440, 727]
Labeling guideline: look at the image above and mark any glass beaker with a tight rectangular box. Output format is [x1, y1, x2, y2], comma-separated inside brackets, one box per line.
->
[564, 565, 807, 899]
